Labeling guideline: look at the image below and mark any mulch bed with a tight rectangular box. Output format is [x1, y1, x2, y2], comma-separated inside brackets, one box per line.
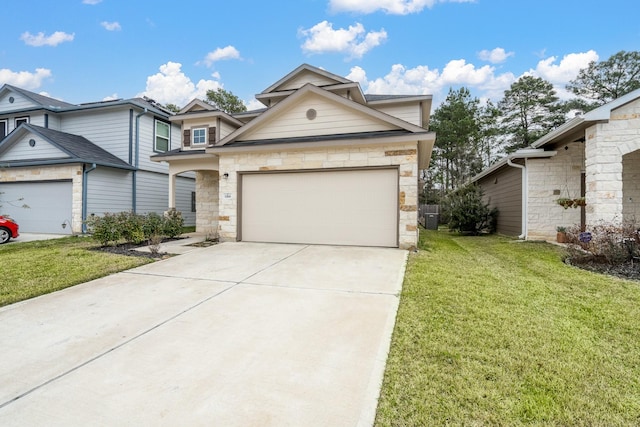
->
[565, 256, 640, 281]
[91, 237, 187, 259]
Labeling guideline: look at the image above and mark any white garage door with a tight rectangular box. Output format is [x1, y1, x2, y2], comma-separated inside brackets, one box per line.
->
[1, 181, 73, 234]
[241, 168, 398, 247]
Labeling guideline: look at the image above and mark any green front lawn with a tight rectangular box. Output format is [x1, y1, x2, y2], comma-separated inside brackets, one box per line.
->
[0, 237, 153, 307]
[376, 230, 640, 426]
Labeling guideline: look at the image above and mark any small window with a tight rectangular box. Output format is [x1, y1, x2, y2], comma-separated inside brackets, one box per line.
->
[155, 120, 170, 152]
[15, 117, 29, 128]
[0, 120, 6, 139]
[191, 192, 196, 212]
[192, 128, 206, 145]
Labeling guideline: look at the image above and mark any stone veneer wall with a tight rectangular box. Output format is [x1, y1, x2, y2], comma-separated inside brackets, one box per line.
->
[526, 141, 583, 241]
[622, 150, 640, 220]
[195, 171, 219, 236]
[586, 99, 640, 225]
[0, 165, 84, 233]
[217, 142, 419, 249]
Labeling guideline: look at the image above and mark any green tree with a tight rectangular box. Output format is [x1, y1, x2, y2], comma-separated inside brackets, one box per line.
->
[566, 50, 640, 107]
[429, 87, 483, 198]
[477, 100, 502, 168]
[442, 184, 497, 235]
[498, 75, 565, 153]
[164, 103, 181, 113]
[205, 88, 247, 114]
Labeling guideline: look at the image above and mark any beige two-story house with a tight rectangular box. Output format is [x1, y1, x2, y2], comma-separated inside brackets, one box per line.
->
[152, 64, 436, 249]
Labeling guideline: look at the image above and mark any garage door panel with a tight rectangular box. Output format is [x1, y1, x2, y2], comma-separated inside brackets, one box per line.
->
[1, 181, 73, 234]
[241, 169, 397, 247]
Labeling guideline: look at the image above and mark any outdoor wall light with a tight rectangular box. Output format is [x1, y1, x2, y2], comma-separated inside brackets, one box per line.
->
[222, 173, 229, 179]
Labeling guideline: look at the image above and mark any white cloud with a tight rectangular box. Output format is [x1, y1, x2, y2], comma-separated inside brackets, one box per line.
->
[529, 50, 598, 89]
[138, 61, 223, 107]
[101, 21, 121, 31]
[102, 93, 119, 101]
[20, 31, 75, 47]
[202, 46, 241, 67]
[478, 47, 514, 64]
[0, 68, 52, 89]
[329, 0, 475, 15]
[82, 0, 102, 4]
[350, 51, 597, 107]
[300, 21, 387, 59]
[244, 98, 265, 111]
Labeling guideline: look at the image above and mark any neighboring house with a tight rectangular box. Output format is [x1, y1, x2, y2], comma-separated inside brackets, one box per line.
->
[152, 64, 436, 249]
[472, 88, 640, 241]
[0, 85, 195, 234]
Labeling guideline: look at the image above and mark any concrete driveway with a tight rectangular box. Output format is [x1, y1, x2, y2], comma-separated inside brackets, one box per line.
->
[0, 242, 407, 426]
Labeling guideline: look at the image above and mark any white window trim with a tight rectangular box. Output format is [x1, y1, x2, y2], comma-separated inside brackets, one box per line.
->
[154, 120, 171, 153]
[192, 127, 207, 145]
[14, 116, 29, 128]
[0, 119, 7, 139]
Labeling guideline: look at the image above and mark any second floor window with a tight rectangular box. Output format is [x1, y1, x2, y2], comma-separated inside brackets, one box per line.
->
[15, 117, 29, 128]
[192, 128, 206, 145]
[155, 120, 170, 152]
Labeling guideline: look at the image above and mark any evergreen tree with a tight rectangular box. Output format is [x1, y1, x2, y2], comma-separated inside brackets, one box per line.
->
[498, 75, 565, 153]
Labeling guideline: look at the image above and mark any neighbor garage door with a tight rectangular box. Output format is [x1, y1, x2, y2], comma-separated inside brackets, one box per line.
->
[1, 181, 73, 234]
[241, 168, 398, 247]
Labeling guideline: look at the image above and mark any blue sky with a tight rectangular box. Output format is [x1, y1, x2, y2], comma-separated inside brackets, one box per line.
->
[2, 0, 638, 110]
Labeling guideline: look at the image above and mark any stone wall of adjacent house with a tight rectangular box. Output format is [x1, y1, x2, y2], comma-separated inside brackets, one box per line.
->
[217, 142, 419, 249]
[0, 165, 84, 233]
[622, 150, 640, 220]
[195, 171, 219, 236]
[586, 99, 640, 225]
[527, 141, 583, 241]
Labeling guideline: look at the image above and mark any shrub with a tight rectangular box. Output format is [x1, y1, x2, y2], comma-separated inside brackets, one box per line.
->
[442, 184, 498, 235]
[566, 220, 640, 265]
[163, 209, 184, 238]
[86, 210, 184, 246]
[142, 212, 165, 239]
[117, 211, 145, 244]
[86, 213, 121, 246]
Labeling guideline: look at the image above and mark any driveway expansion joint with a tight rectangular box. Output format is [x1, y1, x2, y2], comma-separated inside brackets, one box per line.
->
[0, 281, 240, 410]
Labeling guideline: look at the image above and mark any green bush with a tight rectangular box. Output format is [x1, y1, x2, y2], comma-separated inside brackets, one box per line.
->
[117, 211, 145, 244]
[163, 209, 184, 238]
[86, 210, 185, 246]
[442, 184, 498, 235]
[142, 212, 165, 239]
[86, 213, 121, 246]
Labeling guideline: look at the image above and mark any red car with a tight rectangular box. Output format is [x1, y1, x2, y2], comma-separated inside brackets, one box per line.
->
[0, 216, 19, 244]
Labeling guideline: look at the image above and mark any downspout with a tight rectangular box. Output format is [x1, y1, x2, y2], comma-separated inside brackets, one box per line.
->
[133, 108, 148, 213]
[82, 163, 97, 234]
[507, 157, 527, 239]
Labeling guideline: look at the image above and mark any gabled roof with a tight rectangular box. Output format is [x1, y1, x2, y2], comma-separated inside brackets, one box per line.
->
[259, 64, 352, 95]
[0, 124, 134, 170]
[0, 84, 174, 118]
[169, 98, 245, 127]
[533, 88, 640, 148]
[214, 83, 428, 148]
[178, 99, 215, 114]
[470, 148, 558, 183]
[0, 84, 75, 109]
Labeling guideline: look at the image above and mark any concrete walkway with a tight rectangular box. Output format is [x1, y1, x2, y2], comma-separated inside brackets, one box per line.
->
[0, 242, 407, 426]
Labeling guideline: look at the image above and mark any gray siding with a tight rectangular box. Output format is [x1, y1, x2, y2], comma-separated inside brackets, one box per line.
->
[477, 166, 522, 236]
[0, 92, 37, 111]
[137, 115, 178, 174]
[176, 176, 196, 226]
[1, 134, 68, 160]
[135, 170, 169, 214]
[86, 167, 133, 215]
[60, 109, 132, 163]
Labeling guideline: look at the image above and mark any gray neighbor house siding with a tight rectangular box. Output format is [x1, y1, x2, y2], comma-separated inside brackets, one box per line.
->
[477, 164, 522, 237]
[0, 84, 195, 234]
